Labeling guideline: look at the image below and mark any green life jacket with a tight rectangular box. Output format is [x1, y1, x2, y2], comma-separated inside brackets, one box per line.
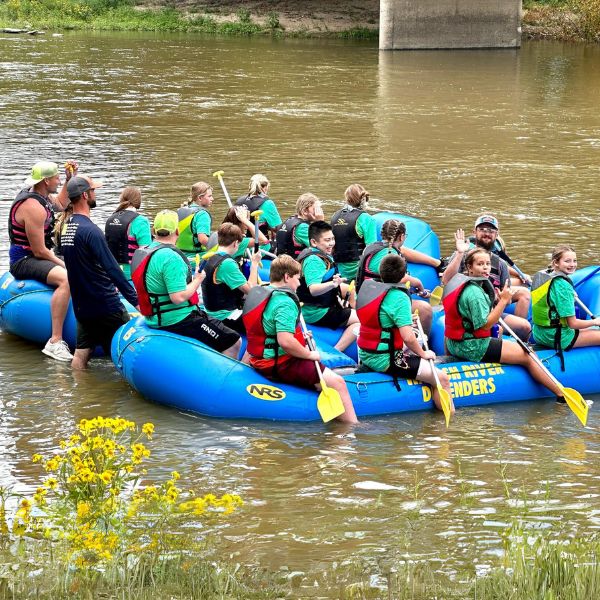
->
[176, 205, 209, 253]
[531, 269, 572, 328]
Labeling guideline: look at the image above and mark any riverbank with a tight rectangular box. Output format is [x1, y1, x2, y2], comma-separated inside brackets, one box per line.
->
[1, 0, 600, 42]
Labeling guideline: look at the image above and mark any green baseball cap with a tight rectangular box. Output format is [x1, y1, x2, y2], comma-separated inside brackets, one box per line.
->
[153, 210, 179, 235]
[25, 161, 59, 187]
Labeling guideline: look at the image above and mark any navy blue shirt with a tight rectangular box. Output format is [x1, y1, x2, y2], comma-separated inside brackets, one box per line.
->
[62, 214, 138, 320]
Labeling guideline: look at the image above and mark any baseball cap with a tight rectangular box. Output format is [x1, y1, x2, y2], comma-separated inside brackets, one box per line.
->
[153, 210, 179, 235]
[66, 175, 104, 200]
[474, 214, 499, 230]
[24, 161, 59, 187]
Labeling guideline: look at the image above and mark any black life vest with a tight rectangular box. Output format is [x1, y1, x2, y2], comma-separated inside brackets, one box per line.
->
[356, 242, 397, 291]
[275, 215, 307, 258]
[242, 285, 305, 368]
[331, 207, 365, 263]
[235, 194, 270, 237]
[105, 210, 140, 264]
[201, 253, 245, 313]
[296, 248, 340, 308]
[131, 244, 199, 326]
[8, 188, 55, 251]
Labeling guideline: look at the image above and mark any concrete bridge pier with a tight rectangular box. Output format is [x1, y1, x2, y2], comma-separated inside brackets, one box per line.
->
[380, 0, 522, 50]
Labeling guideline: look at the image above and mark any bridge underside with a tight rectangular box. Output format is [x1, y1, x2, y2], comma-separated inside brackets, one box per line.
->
[380, 0, 522, 50]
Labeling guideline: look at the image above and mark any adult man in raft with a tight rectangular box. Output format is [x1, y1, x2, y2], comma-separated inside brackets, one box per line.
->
[8, 161, 73, 361]
[132, 210, 241, 359]
[61, 175, 138, 369]
[243, 254, 358, 424]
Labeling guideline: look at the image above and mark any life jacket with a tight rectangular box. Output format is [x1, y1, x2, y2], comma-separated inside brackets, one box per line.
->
[331, 207, 365, 263]
[443, 273, 496, 341]
[531, 269, 574, 371]
[105, 210, 140, 265]
[8, 188, 55, 255]
[235, 194, 270, 237]
[176, 205, 208, 253]
[201, 253, 245, 313]
[356, 242, 399, 291]
[356, 279, 411, 391]
[242, 285, 305, 368]
[296, 248, 340, 308]
[131, 244, 199, 326]
[275, 215, 307, 257]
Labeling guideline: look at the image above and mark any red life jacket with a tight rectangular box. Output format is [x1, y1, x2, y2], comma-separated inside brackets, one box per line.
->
[442, 273, 496, 341]
[356, 279, 409, 353]
[131, 244, 199, 325]
[242, 285, 305, 367]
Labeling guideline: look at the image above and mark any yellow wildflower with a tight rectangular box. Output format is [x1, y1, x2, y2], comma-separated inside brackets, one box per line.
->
[171, 470, 180, 481]
[99, 471, 113, 484]
[77, 501, 91, 520]
[142, 422, 155, 437]
[32, 453, 43, 463]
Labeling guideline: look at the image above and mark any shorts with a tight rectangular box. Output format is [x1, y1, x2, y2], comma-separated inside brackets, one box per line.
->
[10, 256, 57, 284]
[163, 309, 240, 353]
[565, 330, 579, 351]
[77, 308, 130, 354]
[223, 316, 246, 335]
[386, 351, 422, 380]
[313, 304, 352, 330]
[481, 337, 503, 363]
[253, 355, 324, 388]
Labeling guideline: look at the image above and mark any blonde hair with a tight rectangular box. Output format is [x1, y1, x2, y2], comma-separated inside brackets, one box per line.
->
[380, 219, 406, 252]
[248, 174, 269, 197]
[53, 204, 73, 247]
[550, 244, 576, 269]
[344, 183, 369, 208]
[115, 186, 141, 212]
[295, 192, 319, 217]
[182, 181, 212, 207]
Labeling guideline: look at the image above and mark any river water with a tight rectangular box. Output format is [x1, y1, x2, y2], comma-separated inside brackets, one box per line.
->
[1, 32, 600, 591]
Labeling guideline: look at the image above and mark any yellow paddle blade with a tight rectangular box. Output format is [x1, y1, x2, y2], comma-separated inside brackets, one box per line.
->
[200, 244, 219, 260]
[317, 385, 345, 423]
[562, 387, 589, 427]
[429, 285, 443, 306]
[438, 385, 452, 428]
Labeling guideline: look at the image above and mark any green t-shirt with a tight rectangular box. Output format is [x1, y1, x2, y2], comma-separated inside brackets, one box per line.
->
[358, 288, 413, 372]
[338, 212, 379, 280]
[261, 289, 300, 360]
[204, 251, 248, 321]
[532, 277, 576, 349]
[295, 222, 310, 248]
[144, 242, 195, 328]
[446, 284, 493, 362]
[259, 199, 283, 229]
[301, 252, 336, 324]
[364, 246, 400, 280]
[121, 215, 152, 279]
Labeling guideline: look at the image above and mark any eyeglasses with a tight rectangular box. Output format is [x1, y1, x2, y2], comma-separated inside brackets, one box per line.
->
[477, 227, 497, 234]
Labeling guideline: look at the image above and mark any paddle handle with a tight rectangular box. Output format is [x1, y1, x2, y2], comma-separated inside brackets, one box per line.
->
[414, 312, 442, 389]
[498, 317, 564, 392]
[212, 170, 233, 208]
[575, 295, 596, 319]
[298, 311, 327, 380]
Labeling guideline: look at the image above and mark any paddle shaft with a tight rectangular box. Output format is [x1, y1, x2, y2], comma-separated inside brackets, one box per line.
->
[414, 314, 442, 389]
[298, 313, 327, 383]
[212, 171, 234, 208]
[575, 294, 597, 319]
[498, 317, 564, 392]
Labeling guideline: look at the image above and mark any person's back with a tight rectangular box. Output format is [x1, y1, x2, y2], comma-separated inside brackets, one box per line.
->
[235, 174, 282, 242]
[175, 182, 213, 258]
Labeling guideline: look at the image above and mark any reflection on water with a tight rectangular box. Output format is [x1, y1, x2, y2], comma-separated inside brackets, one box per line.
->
[1, 32, 600, 580]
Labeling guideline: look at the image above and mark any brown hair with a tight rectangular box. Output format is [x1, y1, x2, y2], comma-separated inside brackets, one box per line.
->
[182, 181, 212, 207]
[270, 254, 301, 283]
[115, 186, 141, 212]
[295, 192, 319, 217]
[550, 244, 576, 269]
[464, 248, 490, 272]
[380, 219, 406, 251]
[222, 207, 247, 233]
[344, 183, 369, 208]
[217, 222, 243, 247]
[379, 254, 407, 284]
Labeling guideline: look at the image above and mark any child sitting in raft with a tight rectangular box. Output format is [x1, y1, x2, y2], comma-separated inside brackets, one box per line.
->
[243, 254, 358, 424]
[443, 248, 567, 401]
[356, 218, 434, 334]
[297, 220, 359, 353]
[357, 254, 455, 415]
[532, 244, 600, 358]
[176, 182, 214, 260]
[275, 192, 325, 258]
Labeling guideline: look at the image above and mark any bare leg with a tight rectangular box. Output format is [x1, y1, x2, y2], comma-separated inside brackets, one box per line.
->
[500, 341, 562, 397]
[223, 338, 242, 360]
[511, 287, 531, 320]
[72, 348, 93, 370]
[417, 360, 456, 414]
[572, 329, 600, 348]
[411, 300, 432, 335]
[334, 310, 359, 352]
[240, 350, 251, 364]
[321, 368, 358, 424]
[502, 313, 531, 342]
[46, 266, 70, 343]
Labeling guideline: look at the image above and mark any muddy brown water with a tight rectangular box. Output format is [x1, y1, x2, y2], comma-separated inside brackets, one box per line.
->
[1, 32, 599, 588]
